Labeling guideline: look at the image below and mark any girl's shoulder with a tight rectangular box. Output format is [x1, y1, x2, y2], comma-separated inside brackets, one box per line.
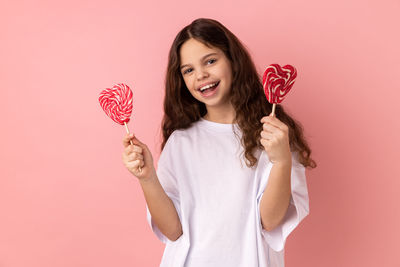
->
[165, 128, 187, 146]
[170, 123, 197, 139]
[165, 125, 201, 151]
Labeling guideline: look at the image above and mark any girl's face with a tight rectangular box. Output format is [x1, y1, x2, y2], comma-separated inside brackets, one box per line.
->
[179, 38, 233, 109]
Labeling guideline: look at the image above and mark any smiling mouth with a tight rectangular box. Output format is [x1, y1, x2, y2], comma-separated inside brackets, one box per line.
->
[198, 81, 220, 92]
[198, 81, 220, 96]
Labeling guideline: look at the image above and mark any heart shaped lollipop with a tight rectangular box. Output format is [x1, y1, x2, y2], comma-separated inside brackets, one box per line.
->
[99, 83, 141, 173]
[262, 64, 297, 116]
[99, 83, 133, 125]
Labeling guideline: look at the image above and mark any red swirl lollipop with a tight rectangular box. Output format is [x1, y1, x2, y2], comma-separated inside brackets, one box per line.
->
[99, 83, 141, 173]
[99, 83, 133, 125]
[262, 64, 297, 117]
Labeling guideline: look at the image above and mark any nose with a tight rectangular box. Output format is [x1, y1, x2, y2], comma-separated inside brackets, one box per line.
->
[196, 68, 209, 80]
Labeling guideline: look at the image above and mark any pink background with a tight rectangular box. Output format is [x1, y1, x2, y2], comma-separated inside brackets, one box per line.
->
[1, 0, 399, 266]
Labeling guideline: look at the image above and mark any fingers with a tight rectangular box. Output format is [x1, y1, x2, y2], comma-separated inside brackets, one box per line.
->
[260, 116, 288, 132]
[127, 152, 143, 161]
[123, 133, 144, 162]
[261, 115, 278, 125]
[123, 144, 143, 162]
[124, 144, 143, 154]
[123, 133, 134, 147]
[260, 130, 272, 140]
[123, 133, 144, 150]
[122, 147, 144, 168]
[261, 118, 288, 134]
[263, 123, 278, 134]
[125, 158, 144, 170]
[260, 137, 270, 148]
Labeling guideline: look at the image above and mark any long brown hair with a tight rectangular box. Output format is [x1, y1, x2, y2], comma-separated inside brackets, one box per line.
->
[160, 18, 317, 169]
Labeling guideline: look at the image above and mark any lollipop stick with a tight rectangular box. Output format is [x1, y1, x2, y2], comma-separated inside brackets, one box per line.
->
[124, 122, 142, 173]
[271, 103, 276, 117]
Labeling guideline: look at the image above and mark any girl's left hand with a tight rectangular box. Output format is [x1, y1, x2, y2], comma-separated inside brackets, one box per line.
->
[260, 112, 292, 165]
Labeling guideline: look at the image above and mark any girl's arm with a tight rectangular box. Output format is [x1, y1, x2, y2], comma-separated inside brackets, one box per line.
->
[139, 172, 183, 241]
[260, 161, 292, 232]
[259, 113, 293, 231]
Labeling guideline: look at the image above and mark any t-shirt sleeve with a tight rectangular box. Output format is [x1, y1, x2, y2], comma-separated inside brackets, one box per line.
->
[256, 151, 310, 252]
[145, 133, 182, 244]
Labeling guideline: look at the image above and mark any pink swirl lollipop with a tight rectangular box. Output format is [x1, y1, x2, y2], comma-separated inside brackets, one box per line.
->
[262, 64, 297, 117]
[99, 83, 133, 125]
[99, 83, 141, 173]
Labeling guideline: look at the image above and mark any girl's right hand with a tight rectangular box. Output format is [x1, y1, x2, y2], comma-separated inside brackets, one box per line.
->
[122, 133, 155, 180]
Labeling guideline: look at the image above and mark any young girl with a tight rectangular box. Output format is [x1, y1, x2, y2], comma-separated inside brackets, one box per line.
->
[122, 18, 316, 267]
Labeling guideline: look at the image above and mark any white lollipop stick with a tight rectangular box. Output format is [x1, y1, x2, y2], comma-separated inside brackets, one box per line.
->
[271, 103, 276, 117]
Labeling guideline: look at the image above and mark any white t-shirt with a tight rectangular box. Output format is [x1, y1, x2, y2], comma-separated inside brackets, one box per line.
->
[146, 117, 310, 267]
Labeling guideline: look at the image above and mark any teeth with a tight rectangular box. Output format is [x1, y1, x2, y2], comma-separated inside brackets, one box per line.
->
[200, 82, 218, 92]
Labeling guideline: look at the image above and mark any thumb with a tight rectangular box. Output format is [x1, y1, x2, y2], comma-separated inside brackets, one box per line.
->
[130, 134, 144, 147]
[131, 135, 151, 159]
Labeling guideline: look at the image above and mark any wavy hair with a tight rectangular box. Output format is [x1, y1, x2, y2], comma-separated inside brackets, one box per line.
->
[159, 18, 317, 169]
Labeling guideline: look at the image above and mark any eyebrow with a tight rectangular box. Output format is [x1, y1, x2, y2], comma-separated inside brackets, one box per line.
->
[180, 52, 218, 70]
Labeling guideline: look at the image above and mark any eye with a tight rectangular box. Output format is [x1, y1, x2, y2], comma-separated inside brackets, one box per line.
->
[182, 59, 217, 75]
[207, 58, 217, 64]
[183, 68, 193, 75]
